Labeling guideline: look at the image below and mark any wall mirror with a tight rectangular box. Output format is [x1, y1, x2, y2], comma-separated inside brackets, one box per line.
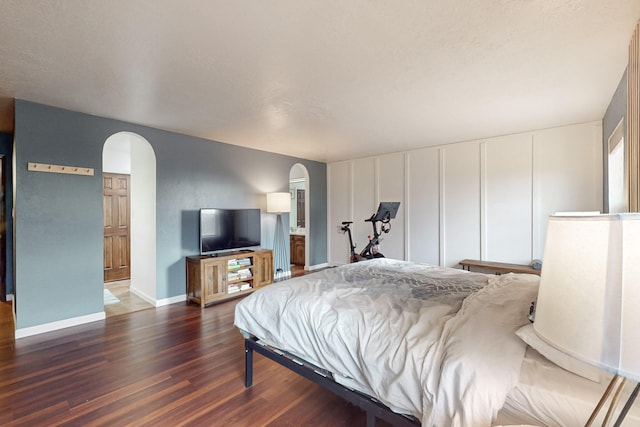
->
[289, 176, 306, 230]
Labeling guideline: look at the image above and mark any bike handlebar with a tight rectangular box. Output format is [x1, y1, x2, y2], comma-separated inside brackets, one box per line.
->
[365, 214, 391, 223]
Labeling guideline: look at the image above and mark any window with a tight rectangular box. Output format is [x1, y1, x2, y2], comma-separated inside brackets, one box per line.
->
[608, 119, 628, 213]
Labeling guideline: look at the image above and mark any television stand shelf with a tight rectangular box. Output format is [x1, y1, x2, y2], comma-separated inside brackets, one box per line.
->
[186, 249, 274, 307]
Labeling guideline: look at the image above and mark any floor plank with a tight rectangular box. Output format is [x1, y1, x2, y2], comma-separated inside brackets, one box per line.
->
[0, 273, 393, 426]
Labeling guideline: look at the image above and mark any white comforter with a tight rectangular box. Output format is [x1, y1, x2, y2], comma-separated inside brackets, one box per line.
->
[234, 259, 539, 426]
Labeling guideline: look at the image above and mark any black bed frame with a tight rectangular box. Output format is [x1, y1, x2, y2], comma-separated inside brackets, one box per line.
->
[244, 337, 420, 427]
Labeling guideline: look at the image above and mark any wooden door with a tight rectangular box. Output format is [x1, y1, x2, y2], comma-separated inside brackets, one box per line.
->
[103, 173, 131, 282]
[253, 251, 274, 288]
[292, 235, 305, 266]
[203, 260, 225, 302]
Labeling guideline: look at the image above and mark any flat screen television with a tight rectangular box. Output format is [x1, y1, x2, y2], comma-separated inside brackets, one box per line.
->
[199, 208, 261, 255]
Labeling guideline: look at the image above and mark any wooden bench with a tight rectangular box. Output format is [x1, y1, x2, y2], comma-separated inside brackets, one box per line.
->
[459, 259, 541, 275]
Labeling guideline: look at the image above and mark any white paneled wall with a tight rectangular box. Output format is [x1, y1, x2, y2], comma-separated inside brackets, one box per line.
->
[441, 142, 481, 267]
[328, 161, 352, 262]
[353, 157, 376, 257]
[482, 133, 532, 263]
[376, 153, 405, 260]
[407, 148, 440, 265]
[532, 123, 604, 258]
[328, 121, 603, 267]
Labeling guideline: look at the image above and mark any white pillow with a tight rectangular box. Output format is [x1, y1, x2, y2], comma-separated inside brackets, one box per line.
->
[515, 324, 602, 382]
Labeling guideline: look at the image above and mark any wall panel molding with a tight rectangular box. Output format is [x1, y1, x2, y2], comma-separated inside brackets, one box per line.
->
[327, 122, 602, 267]
[629, 19, 640, 211]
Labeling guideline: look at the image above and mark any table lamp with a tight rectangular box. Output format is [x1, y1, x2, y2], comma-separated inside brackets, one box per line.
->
[534, 213, 640, 426]
[266, 192, 291, 279]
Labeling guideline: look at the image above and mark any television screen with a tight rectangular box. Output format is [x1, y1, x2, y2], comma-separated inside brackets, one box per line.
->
[200, 208, 261, 254]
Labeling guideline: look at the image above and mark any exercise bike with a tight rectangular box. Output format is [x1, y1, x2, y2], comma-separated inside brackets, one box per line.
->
[340, 202, 400, 263]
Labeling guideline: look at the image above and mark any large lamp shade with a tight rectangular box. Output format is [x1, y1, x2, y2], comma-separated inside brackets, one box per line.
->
[266, 192, 291, 213]
[534, 214, 640, 381]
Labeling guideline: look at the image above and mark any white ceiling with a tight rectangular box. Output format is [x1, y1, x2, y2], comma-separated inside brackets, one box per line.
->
[1, 1, 639, 163]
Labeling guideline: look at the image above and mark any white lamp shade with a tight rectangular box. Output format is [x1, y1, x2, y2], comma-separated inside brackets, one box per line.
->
[534, 214, 640, 381]
[266, 192, 291, 213]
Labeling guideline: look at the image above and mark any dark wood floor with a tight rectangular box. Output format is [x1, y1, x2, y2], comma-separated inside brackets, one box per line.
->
[0, 267, 391, 426]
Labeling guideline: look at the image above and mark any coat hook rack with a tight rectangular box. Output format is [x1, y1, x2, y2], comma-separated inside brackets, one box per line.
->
[28, 162, 94, 176]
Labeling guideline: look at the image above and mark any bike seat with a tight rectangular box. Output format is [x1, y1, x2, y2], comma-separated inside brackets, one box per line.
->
[341, 221, 353, 225]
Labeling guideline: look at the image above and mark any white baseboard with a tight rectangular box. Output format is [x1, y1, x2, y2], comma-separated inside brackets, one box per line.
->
[15, 311, 106, 339]
[129, 287, 156, 306]
[307, 262, 329, 271]
[155, 294, 186, 307]
[12, 288, 188, 339]
[4, 293, 13, 301]
[129, 286, 186, 307]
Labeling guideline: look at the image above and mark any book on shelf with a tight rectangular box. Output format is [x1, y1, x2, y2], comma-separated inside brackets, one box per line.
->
[238, 268, 252, 279]
[238, 282, 252, 291]
[227, 283, 240, 294]
[228, 257, 252, 269]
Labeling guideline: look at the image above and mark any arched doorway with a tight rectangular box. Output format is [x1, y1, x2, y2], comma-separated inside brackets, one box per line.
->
[289, 164, 310, 271]
[103, 132, 156, 311]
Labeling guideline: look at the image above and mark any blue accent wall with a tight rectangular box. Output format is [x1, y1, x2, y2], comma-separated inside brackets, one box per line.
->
[13, 100, 327, 329]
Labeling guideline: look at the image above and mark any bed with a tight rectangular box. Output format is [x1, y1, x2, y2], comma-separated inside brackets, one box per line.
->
[234, 258, 640, 426]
